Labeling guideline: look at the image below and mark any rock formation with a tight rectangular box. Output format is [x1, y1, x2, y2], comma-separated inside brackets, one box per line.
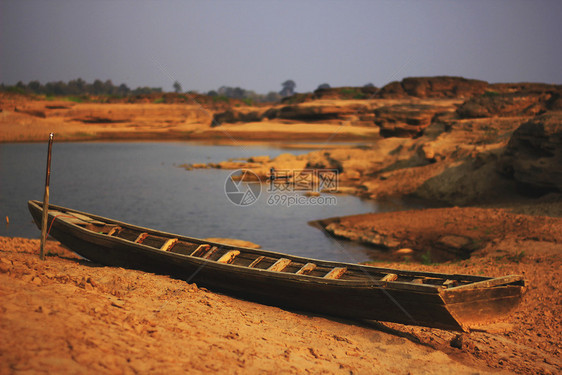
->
[374, 103, 455, 137]
[376, 76, 488, 99]
[499, 112, 562, 194]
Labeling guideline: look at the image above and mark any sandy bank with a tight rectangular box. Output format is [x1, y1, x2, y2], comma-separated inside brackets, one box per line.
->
[0, 236, 518, 375]
[0, 97, 380, 143]
[1, 230, 560, 374]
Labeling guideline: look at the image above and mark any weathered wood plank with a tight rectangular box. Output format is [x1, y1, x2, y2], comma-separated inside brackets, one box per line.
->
[443, 279, 458, 288]
[203, 246, 219, 259]
[217, 250, 240, 264]
[381, 273, 398, 282]
[68, 212, 105, 225]
[134, 232, 148, 244]
[107, 226, 121, 236]
[324, 267, 347, 279]
[268, 258, 291, 272]
[190, 244, 210, 257]
[296, 263, 316, 275]
[449, 275, 524, 290]
[69, 212, 95, 221]
[248, 256, 265, 268]
[160, 238, 178, 251]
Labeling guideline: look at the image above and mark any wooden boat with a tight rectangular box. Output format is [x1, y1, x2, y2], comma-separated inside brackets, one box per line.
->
[28, 200, 525, 332]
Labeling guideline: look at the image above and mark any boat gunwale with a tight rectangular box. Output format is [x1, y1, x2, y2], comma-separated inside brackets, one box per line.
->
[52, 215, 445, 293]
[29, 200, 524, 293]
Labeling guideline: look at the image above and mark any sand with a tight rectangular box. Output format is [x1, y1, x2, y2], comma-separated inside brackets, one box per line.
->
[1, 213, 560, 374]
[0, 238, 506, 375]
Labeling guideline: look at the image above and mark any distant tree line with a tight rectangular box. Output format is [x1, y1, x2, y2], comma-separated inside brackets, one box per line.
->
[0, 78, 285, 103]
[206, 86, 282, 103]
[1, 78, 377, 103]
[0, 78, 162, 97]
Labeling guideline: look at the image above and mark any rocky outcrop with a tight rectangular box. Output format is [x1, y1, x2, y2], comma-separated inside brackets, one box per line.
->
[266, 104, 365, 122]
[488, 82, 562, 94]
[456, 84, 562, 118]
[376, 76, 488, 99]
[312, 86, 378, 100]
[212, 103, 373, 125]
[323, 221, 401, 249]
[498, 112, 562, 193]
[374, 104, 453, 137]
[457, 92, 553, 119]
[211, 109, 264, 126]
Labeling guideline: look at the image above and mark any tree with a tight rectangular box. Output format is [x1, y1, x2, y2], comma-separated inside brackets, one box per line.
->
[117, 83, 130, 97]
[280, 80, 296, 97]
[103, 79, 116, 95]
[91, 79, 105, 95]
[45, 81, 68, 96]
[67, 78, 86, 95]
[28, 80, 42, 93]
[173, 81, 182, 93]
[316, 83, 331, 90]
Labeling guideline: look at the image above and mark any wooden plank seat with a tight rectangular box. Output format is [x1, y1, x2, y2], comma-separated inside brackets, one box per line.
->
[106, 226, 121, 236]
[296, 263, 316, 275]
[217, 250, 240, 264]
[66, 217, 89, 225]
[160, 238, 178, 251]
[67, 212, 105, 226]
[324, 267, 347, 279]
[443, 279, 458, 288]
[248, 256, 265, 268]
[190, 244, 211, 257]
[381, 273, 398, 282]
[268, 258, 291, 272]
[202, 246, 219, 259]
[134, 232, 149, 244]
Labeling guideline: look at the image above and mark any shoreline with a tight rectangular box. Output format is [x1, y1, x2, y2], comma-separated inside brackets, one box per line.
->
[0, 131, 379, 148]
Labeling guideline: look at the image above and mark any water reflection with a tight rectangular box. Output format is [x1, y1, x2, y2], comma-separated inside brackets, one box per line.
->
[1, 141, 404, 263]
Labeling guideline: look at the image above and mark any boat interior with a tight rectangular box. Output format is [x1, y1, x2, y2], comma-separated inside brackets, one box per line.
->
[43, 205, 522, 290]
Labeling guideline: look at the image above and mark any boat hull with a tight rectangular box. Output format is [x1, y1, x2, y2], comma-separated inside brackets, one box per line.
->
[28, 200, 525, 332]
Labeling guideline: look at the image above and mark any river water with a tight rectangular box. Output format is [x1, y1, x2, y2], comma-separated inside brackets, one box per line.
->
[1, 142, 410, 263]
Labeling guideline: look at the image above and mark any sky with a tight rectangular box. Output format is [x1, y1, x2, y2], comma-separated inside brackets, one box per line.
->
[1, 0, 561, 94]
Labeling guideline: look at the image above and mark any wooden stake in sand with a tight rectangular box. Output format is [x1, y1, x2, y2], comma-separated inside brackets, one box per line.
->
[40, 133, 54, 260]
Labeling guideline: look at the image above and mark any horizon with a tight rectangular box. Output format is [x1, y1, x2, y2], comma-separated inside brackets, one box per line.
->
[2, 75, 560, 97]
[1, 0, 561, 94]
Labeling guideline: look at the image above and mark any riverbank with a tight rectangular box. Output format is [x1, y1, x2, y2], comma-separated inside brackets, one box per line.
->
[1, 236, 560, 374]
[0, 94, 380, 143]
[317, 205, 562, 262]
